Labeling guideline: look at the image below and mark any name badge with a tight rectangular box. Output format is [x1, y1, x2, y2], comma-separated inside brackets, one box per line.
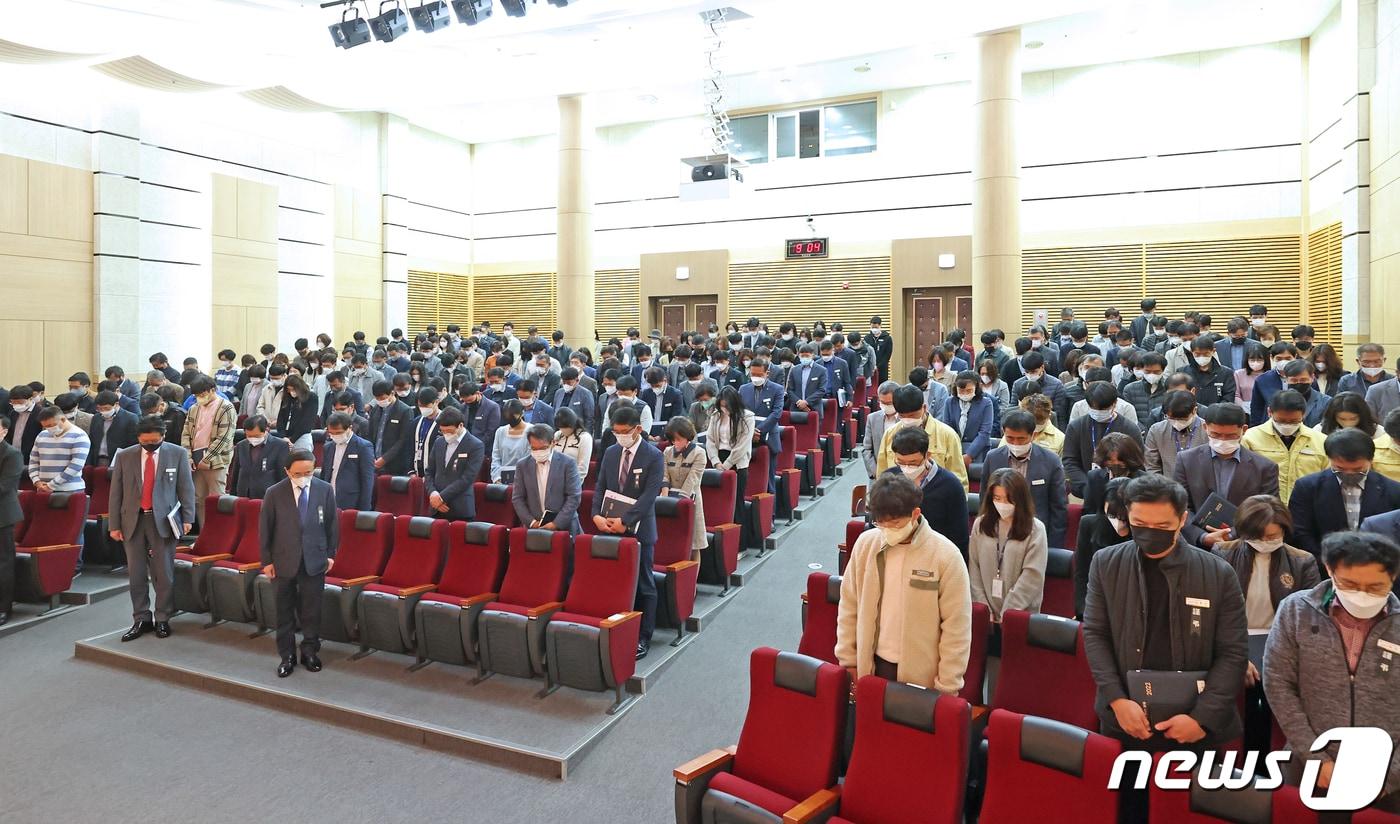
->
[347, 454, 358, 459]
[1379, 639, 1400, 655]
[261, 458, 268, 471]
[912, 569, 933, 577]
[390, 418, 400, 424]
[633, 468, 643, 474]
[1300, 449, 1315, 455]
[317, 506, 324, 521]
[991, 577, 1004, 598]
[1185, 597, 1211, 609]
[1031, 478, 1046, 486]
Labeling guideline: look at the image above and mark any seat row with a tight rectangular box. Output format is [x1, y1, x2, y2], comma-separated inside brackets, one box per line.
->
[10, 490, 89, 607]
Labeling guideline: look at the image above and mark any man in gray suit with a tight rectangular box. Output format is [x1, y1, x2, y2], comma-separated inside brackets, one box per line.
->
[862, 381, 900, 480]
[1366, 375, 1400, 422]
[108, 415, 196, 641]
[982, 410, 1069, 546]
[511, 424, 582, 535]
[260, 448, 339, 678]
[1171, 403, 1279, 548]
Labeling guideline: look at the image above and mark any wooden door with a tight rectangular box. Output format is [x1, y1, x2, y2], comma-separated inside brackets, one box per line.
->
[661, 304, 686, 342]
[694, 303, 718, 333]
[912, 297, 942, 368]
[956, 296, 973, 336]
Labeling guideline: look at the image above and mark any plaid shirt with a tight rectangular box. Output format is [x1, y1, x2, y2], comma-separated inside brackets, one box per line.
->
[181, 397, 237, 469]
[1335, 470, 1366, 530]
[1330, 600, 1388, 672]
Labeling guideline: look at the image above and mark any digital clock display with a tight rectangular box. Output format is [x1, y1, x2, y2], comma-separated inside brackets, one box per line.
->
[786, 238, 829, 260]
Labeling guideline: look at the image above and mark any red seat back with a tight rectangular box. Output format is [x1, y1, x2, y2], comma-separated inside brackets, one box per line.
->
[578, 489, 600, 535]
[843, 678, 970, 824]
[1149, 753, 1318, 824]
[853, 376, 867, 408]
[331, 510, 395, 580]
[84, 466, 113, 518]
[310, 429, 326, 466]
[745, 445, 770, 495]
[776, 426, 797, 471]
[1042, 547, 1076, 618]
[699, 469, 737, 529]
[473, 482, 519, 527]
[190, 494, 244, 557]
[980, 709, 1122, 824]
[782, 410, 820, 451]
[797, 571, 840, 664]
[821, 398, 838, 430]
[15, 490, 34, 543]
[19, 491, 88, 548]
[732, 647, 848, 806]
[381, 516, 448, 588]
[437, 521, 510, 597]
[374, 475, 425, 517]
[496, 528, 569, 606]
[651, 495, 694, 567]
[959, 601, 992, 704]
[564, 534, 639, 618]
[1066, 502, 1084, 547]
[992, 610, 1099, 732]
[583, 460, 598, 491]
[230, 499, 263, 564]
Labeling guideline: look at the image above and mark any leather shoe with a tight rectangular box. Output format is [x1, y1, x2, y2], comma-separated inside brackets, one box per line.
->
[154, 621, 172, 638]
[0, 612, 9, 626]
[277, 657, 296, 678]
[301, 653, 323, 672]
[635, 641, 650, 661]
[121, 621, 155, 642]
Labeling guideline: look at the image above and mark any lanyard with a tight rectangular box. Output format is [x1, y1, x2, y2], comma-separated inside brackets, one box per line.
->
[1171, 421, 1197, 454]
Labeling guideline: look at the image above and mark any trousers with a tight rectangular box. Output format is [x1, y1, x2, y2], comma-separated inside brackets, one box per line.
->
[275, 558, 325, 660]
[0, 524, 14, 611]
[123, 512, 177, 622]
[634, 539, 656, 643]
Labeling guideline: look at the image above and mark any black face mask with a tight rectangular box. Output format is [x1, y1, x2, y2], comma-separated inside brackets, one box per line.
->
[141, 442, 162, 453]
[1295, 341, 1313, 352]
[1290, 384, 1312, 399]
[1131, 525, 1177, 556]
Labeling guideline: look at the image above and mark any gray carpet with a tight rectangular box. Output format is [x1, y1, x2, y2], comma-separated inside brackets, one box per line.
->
[0, 468, 858, 824]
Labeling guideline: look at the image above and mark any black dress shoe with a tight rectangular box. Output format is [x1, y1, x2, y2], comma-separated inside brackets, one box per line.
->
[635, 641, 650, 661]
[121, 621, 155, 642]
[277, 657, 296, 678]
[301, 653, 323, 672]
[154, 621, 171, 638]
[0, 612, 10, 626]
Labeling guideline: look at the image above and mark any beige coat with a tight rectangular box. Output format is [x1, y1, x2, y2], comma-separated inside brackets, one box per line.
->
[835, 520, 972, 693]
[663, 443, 708, 550]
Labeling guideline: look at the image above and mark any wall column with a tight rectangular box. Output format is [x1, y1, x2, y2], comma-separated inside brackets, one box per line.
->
[971, 28, 1023, 336]
[556, 94, 595, 344]
[1340, 0, 1376, 345]
[380, 113, 410, 334]
[91, 106, 143, 377]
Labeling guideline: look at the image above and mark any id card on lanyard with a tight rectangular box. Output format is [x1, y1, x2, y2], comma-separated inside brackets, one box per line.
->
[992, 535, 1007, 598]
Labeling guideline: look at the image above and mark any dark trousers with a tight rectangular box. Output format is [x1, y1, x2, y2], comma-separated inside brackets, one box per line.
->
[873, 654, 898, 680]
[717, 451, 749, 525]
[634, 540, 656, 644]
[274, 559, 325, 660]
[0, 523, 14, 612]
[1111, 734, 1206, 824]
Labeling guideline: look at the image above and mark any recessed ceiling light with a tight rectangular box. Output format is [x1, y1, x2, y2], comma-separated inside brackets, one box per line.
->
[1024, 40, 1044, 49]
[853, 63, 871, 73]
[638, 94, 659, 104]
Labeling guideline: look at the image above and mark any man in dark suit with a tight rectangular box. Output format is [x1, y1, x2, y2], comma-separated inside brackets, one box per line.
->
[327, 392, 370, 438]
[552, 368, 596, 433]
[884, 425, 970, 557]
[707, 350, 745, 392]
[1359, 508, 1400, 547]
[108, 415, 197, 641]
[227, 416, 289, 499]
[1247, 343, 1299, 425]
[1063, 383, 1144, 497]
[87, 390, 138, 468]
[591, 405, 663, 659]
[368, 380, 413, 476]
[512, 424, 582, 534]
[1214, 317, 1253, 373]
[1171, 403, 1280, 548]
[817, 338, 853, 406]
[863, 315, 894, 384]
[1128, 298, 1156, 346]
[741, 357, 786, 461]
[319, 413, 375, 511]
[1291, 429, 1400, 560]
[1184, 337, 1237, 406]
[424, 408, 486, 521]
[0, 417, 22, 624]
[457, 382, 501, 459]
[786, 344, 831, 427]
[6, 385, 46, 464]
[640, 368, 684, 435]
[260, 449, 338, 677]
[627, 345, 655, 385]
[516, 378, 555, 427]
[983, 410, 1069, 547]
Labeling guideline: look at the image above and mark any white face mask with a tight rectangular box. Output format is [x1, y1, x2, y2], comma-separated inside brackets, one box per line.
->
[1007, 441, 1032, 458]
[1107, 516, 1127, 534]
[290, 476, 311, 490]
[1088, 409, 1114, 423]
[220, 360, 233, 369]
[419, 406, 436, 417]
[688, 379, 702, 388]
[879, 403, 896, 416]
[1209, 437, 1240, 455]
[1333, 585, 1389, 620]
[1272, 359, 1291, 372]
[329, 432, 351, 446]
[1143, 372, 1163, 385]
[1194, 355, 1214, 368]
[879, 518, 917, 545]
[441, 429, 460, 444]
[616, 431, 639, 449]
[11, 401, 31, 413]
[271, 378, 286, 387]
[870, 328, 881, 335]
[1030, 339, 1043, 349]
[99, 408, 117, 419]
[1272, 421, 1301, 436]
[750, 376, 766, 387]
[521, 398, 535, 408]
[980, 374, 993, 385]
[1133, 369, 1146, 381]
[1078, 368, 1091, 380]
[375, 397, 393, 408]
[603, 384, 617, 395]
[531, 448, 552, 463]
[246, 435, 266, 446]
[1249, 538, 1284, 554]
[1171, 415, 1195, 432]
[898, 463, 924, 479]
[1361, 366, 1384, 377]
[249, 378, 263, 386]
[1168, 336, 1181, 346]
[993, 501, 1016, 519]
[897, 416, 922, 430]
[957, 392, 976, 402]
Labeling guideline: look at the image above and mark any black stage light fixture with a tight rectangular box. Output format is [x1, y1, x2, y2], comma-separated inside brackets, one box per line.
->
[411, 0, 451, 31]
[500, 0, 527, 17]
[451, 0, 492, 24]
[370, 0, 410, 42]
[329, 3, 373, 48]
[691, 163, 724, 182]
[546, 0, 572, 5]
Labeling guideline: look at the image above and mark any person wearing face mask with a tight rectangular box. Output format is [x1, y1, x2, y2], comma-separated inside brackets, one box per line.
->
[514, 378, 555, 428]
[1335, 342, 1392, 399]
[1082, 432, 1147, 522]
[550, 407, 593, 478]
[1186, 336, 1238, 407]
[739, 357, 786, 467]
[1067, 365, 1138, 425]
[1073, 477, 1133, 618]
[490, 399, 530, 483]
[1213, 316, 1254, 372]
[1063, 382, 1143, 498]
[30, 406, 92, 571]
[1265, 531, 1400, 812]
[228, 416, 289, 499]
[85, 390, 138, 469]
[1082, 474, 1248, 820]
[641, 368, 684, 438]
[885, 426, 970, 558]
[551, 366, 597, 434]
[1289, 428, 1400, 561]
[1171, 403, 1279, 547]
[409, 387, 446, 477]
[366, 381, 414, 476]
[5, 384, 46, 464]
[1018, 393, 1065, 456]
[863, 315, 894, 385]
[862, 381, 901, 480]
[213, 349, 241, 399]
[659, 417, 708, 560]
[675, 363, 713, 412]
[1372, 407, 1400, 484]
[836, 472, 971, 692]
[939, 372, 995, 468]
[1009, 350, 1065, 418]
[316, 413, 375, 512]
[256, 363, 290, 423]
[1144, 390, 1209, 477]
[877, 385, 968, 490]
[109, 416, 197, 642]
[968, 469, 1048, 629]
[422, 408, 486, 521]
[1361, 351, 1400, 422]
[1239, 389, 1328, 503]
[1246, 342, 1303, 425]
[705, 387, 755, 528]
[511, 421, 582, 536]
[786, 343, 832, 427]
[1122, 352, 1169, 422]
[687, 382, 718, 432]
[1231, 342, 1270, 417]
[178, 376, 236, 531]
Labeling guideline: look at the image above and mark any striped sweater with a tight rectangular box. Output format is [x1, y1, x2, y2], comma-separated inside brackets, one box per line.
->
[28, 426, 91, 491]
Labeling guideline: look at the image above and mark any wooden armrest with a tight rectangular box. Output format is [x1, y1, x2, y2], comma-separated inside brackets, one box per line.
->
[800, 592, 809, 604]
[600, 610, 641, 629]
[837, 544, 847, 552]
[236, 562, 262, 572]
[526, 600, 564, 619]
[190, 553, 233, 564]
[673, 747, 736, 783]
[459, 592, 498, 607]
[972, 705, 990, 721]
[20, 543, 80, 554]
[663, 560, 699, 573]
[783, 788, 841, 824]
[396, 584, 435, 597]
[746, 492, 773, 501]
[337, 575, 379, 588]
[712, 522, 739, 532]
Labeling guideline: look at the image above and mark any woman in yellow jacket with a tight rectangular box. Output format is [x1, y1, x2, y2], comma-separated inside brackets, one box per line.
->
[1240, 389, 1327, 503]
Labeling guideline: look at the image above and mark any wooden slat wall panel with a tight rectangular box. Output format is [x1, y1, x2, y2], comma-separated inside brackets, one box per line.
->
[407, 269, 439, 335]
[728, 257, 892, 334]
[472, 273, 557, 334]
[438, 273, 472, 331]
[595, 268, 640, 342]
[1305, 222, 1342, 347]
[1022, 244, 1144, 329]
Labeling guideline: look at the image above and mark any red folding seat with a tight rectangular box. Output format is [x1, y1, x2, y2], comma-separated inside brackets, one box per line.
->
[991, 610, 1099, 732]
[205, 499, 266, 623]
[1149, 753, 1319, 823]
[697, 469, 741, 595]
[356, 515, 448, 654]
[961, 601, 992, 705]
[820, 397, 842, 471]
[543, 534, 642, 712]
[783, 410, 824, 495]
[173, 494, 245, 614]
[475, 528, 572, 681]
[257, 509, 393, 641]
[837, 518, 869, 575]
[81, 466, 119, 566]
[773, 425, 802, 519]
[14, 491, 87, 607]
[473, 481, 520, 527]
[15, 490, 34, 544]
[412, 520, 510, 666]
[797, 571, 840, 664]
[582, 460, 598, 490]
[742, 445, 775, 551]
[1353, 808, 1400, 823]
[373, 474, 426, 518]
[1042, 547, 1076, 618]
[673, 647, 847, 824]
[651, 495, 699, 644]
[978, 709, 1122, 824]
[852, 376, 867, 410]
[578, 489, 600, 535]
[1065, 501, 1083, 547]
[797, 678, 970, 824]
[310, 428, 326, 467]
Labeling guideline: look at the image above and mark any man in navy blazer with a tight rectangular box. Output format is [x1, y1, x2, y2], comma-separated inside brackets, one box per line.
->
[423, 408, 486, 521]
[319, 372, 364, 420]
[818, 339, 852, 404]
[740, 358, 786, 457]
[368, 381, 413, 476]
[640, 369, 685, 434]
[458, 383, 502, 458]
[1247, 345, 1307, 425]
[517, 379, 555, 428]
[260, 448, 339, 677]
[786, 344, 831, 426]
[1359, 509, 1400, 546]
[552, 368, 596, 432]
[319, 413, 375, 511]
[591, 405, 663, 659]
[981, 410, 1069, 547]
[512, 425, 582, 534]
[228, 416, 290, 499]
[1289, 429, 1400, 560]
[1214, 318, 1253, 373]
[87, 391, 139, 467]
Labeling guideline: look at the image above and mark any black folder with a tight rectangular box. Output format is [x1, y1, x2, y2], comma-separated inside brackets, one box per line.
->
[1192, 492, 1236, 531]
[1127, 669, 1209, 726]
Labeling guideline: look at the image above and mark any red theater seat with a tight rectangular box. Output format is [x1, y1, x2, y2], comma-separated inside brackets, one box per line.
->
[797, 571, 840, 665]
[14, 491, 87, 606]
[1149, 753, 1319, 823]
[544, 534, 642, 713]
[173, 494, 245, 614]
[356, 515, 448, 654]
[836, 518, 869, 574]
[978, 709, 1121, 824]
[472, 482, 519, 527]
[991, 610, 1099, 732]
[783, 410, 824, 495]
[412, 521, 510, 666]
[697, 469, 741, 595]
[820, 397, 842, 472]
[277, 509, 393, 643]
[1042, 547, 1077, 619]
[773, 426, 802, 519]
[475, 528, 572, 681]
[961, 601, 992, 705]
[578, 489, 600, 535]
[373, 474, 426, 518]
[651, 495, 699, 644]
[205, 499, 265, 623]
[742, 444, 775, 550]
[1065, 502, 1083, 548]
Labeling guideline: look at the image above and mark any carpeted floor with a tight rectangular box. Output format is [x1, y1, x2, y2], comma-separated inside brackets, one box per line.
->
[0, 468, 858, 824]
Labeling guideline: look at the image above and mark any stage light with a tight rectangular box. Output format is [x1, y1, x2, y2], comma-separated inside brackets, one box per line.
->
[410, 0, 451, 32]
[547, 0, 573, 6]
[451, 0, 492, 24]
[370, 0, 410, 42]
[329, 3, 373, 48]
[500, 0, 527, 17]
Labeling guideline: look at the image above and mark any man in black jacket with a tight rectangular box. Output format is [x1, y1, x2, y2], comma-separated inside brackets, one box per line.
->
[863, 315, 894, 384]
[87, 390, 138, 467]
[367, 380, 413, 476]
[0, 416, 22, 624]
[227, 416, 290, 499]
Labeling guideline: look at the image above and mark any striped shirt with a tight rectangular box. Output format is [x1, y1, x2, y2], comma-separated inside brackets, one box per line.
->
[28, 426, 91, 491]
[214, 367, 240, 397]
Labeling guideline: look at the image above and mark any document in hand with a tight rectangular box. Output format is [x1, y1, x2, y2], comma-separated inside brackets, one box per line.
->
[167, 500, 184, 537]
[1127, 669, 1209, 726]
[600, 490, 638, 520]
[1192, 492, 1236, 531]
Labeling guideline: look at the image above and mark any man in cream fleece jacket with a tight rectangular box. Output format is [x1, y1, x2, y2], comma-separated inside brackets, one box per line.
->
[836, 472, 972, 693]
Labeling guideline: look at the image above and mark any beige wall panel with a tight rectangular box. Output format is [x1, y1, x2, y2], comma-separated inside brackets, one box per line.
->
[44, 320, 93, 389]
[0, 231, 91, 262]
[333, 184, 354, 240]
[236, 179, 278, 243]
[212, 235, 277, 260]
[212, 174, 238, 238]
[246, 305, 280, 355]
[0, 320, 45, 389]
[334, 297, 382, 345]
[892, 237, 973, 291]
[0, 256, 92, 321]
[212, 305, 246, 360]
[335, 251, 382, 299]
[212, 254, 278, 308]
[28, 160, 92, 242]
[0, 156, 27, 235]
[639, 250, 729, 333]
[353, 188, 381, 244]
[334, 236, 380, 258]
